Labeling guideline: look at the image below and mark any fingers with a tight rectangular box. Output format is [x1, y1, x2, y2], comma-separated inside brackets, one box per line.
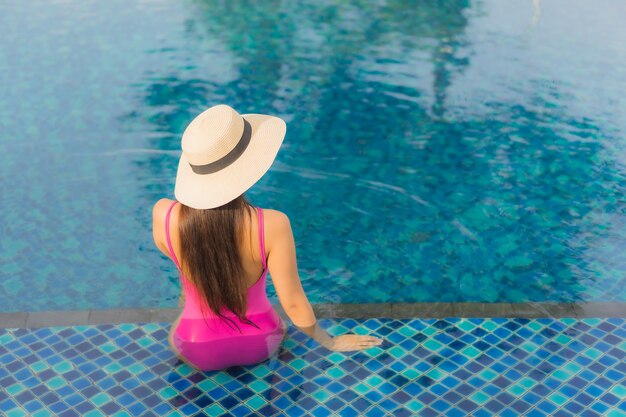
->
[357, 336, 383, 349]
[330, 335, 384, 352]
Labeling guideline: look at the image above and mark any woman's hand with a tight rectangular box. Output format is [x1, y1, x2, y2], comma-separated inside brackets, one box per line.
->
[324, 334, 383, 352]
[294, 320, 383, 352]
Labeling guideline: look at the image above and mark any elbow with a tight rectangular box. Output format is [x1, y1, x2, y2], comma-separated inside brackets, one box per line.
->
[283, 300, 315, 326]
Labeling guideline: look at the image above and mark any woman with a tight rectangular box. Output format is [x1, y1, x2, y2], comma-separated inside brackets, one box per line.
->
[152, 104, 382, 371]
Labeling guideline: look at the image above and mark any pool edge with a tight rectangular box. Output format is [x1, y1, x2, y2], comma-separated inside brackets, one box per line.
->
[1, 302, 625, 328]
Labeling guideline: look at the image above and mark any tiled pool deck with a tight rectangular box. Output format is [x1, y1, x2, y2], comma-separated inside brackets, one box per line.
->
[1, 303, 625, 417]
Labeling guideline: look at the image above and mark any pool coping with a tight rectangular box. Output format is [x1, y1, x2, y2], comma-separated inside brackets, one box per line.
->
[1, 302, 624, 328]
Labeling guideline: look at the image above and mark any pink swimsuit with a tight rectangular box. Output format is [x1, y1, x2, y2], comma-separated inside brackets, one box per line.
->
[165, 200, 286, 371]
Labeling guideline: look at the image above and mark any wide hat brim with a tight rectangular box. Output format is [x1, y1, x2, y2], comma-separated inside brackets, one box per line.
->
[174, 113, 286, 209]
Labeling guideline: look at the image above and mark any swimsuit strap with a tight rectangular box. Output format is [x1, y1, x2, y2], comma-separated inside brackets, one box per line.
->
[165, 200, 181, 270]
[257, 207, 267, 271]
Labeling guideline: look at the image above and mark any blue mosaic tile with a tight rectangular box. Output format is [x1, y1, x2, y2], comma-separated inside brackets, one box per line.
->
[0, 318, 625, 416]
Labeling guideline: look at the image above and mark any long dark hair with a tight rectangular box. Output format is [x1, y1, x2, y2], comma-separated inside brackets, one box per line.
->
[178, 194, 261, 333]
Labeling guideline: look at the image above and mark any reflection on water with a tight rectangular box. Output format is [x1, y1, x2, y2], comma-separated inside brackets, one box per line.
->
[532, 0, 541, 28]
[0, 0, 625, 311]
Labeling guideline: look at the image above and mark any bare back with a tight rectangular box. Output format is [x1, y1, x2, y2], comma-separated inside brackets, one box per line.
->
[152, 198, 311, 324]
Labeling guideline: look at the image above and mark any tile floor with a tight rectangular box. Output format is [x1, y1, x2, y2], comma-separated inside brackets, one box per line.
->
[1, 317, 625, 416]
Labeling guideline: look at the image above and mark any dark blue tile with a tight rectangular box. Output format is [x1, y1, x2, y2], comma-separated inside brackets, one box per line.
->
[605, 369, 624, 382]
[119, 392, 139, 407]
[271, 395, 292, 410]
[338, 389, 358, 403]
[218, 395, 239, 409]
[13, 391, 35, 404]
[131, 385, 152, 399]
[378, 382, 397, 395]
[580, 409, 603, 417]
[594, 377, 613, 390]
[39, 392, 60, 404]
[191, 395, 212, 408]
[352, 397, 373, 412]
[364, 390, 384, 404]
[1, 318, 624, 417]
[171, 378, 192, 392]
[48, 401, 70, 413]
[107, 385, 125, 398]
[466, 362, 483, 373]
[100, 401, 121, 414]
[565, 401, 585, 414]
[538, 400, 558, 414]
[599, 392, 620, 406]
[286, 388, 305, 402]
[510, 400, 532, 413]
[179, 403, 199, 415]
[258, 404, 282, 416]
[231, 404, 253, 416]
[431, 399, 450, 413]
[420, 407, 441, 417]
[23, 399, 44, 413]
[417, 392, 437, 404]
[442, 391, 462, 404]
[328, 381, 344, 394]
[325, 397, 345, 411]
[140, 393, 162, 408]
[614, 362, 626, 374]
[379, 398, 399, 412]
[390, 374, 409, 387]
[0, 399, 18, 412]
[474, 340, 491, 351]
[446, 408, 466, 417]
[338, 374, 358, 386]
[426, 355, 444, 365]
[458, 399, 478, 413]
[365, 406, 386, 417]
[417, 376, 435, 387]
[430, 383, 448, 396]
[286, 405, 306, 417]
[485, 399, 505, 413]
[128, 402, 147, 415]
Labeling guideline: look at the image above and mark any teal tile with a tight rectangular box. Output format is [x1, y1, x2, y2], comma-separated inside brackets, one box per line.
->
[0, 317, 624, 417]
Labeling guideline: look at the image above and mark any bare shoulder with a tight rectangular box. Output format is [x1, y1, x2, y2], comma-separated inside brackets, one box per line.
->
[152, 198, 179, 223]
[152, 198, 176, 255]
[261, 208, 290, 224]
[261, 208, 291, 231]
[153, 197, 175, 220]
[260, 209, 292, 248]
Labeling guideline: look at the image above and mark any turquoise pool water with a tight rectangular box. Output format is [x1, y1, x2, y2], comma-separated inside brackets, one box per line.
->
[1, 0, 625, 312]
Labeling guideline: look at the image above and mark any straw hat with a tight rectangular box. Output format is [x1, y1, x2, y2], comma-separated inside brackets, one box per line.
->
[174, 104, 286, 209]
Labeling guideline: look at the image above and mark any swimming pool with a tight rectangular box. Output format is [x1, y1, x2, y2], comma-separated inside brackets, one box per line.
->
[1, 0, 625, 312]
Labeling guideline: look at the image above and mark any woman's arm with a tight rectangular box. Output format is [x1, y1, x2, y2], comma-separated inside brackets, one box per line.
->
[153, 198, 186, 309]
[266, 211, 321, 326]
[266, 210, 382, 351]
[152, 198, 172, 256]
